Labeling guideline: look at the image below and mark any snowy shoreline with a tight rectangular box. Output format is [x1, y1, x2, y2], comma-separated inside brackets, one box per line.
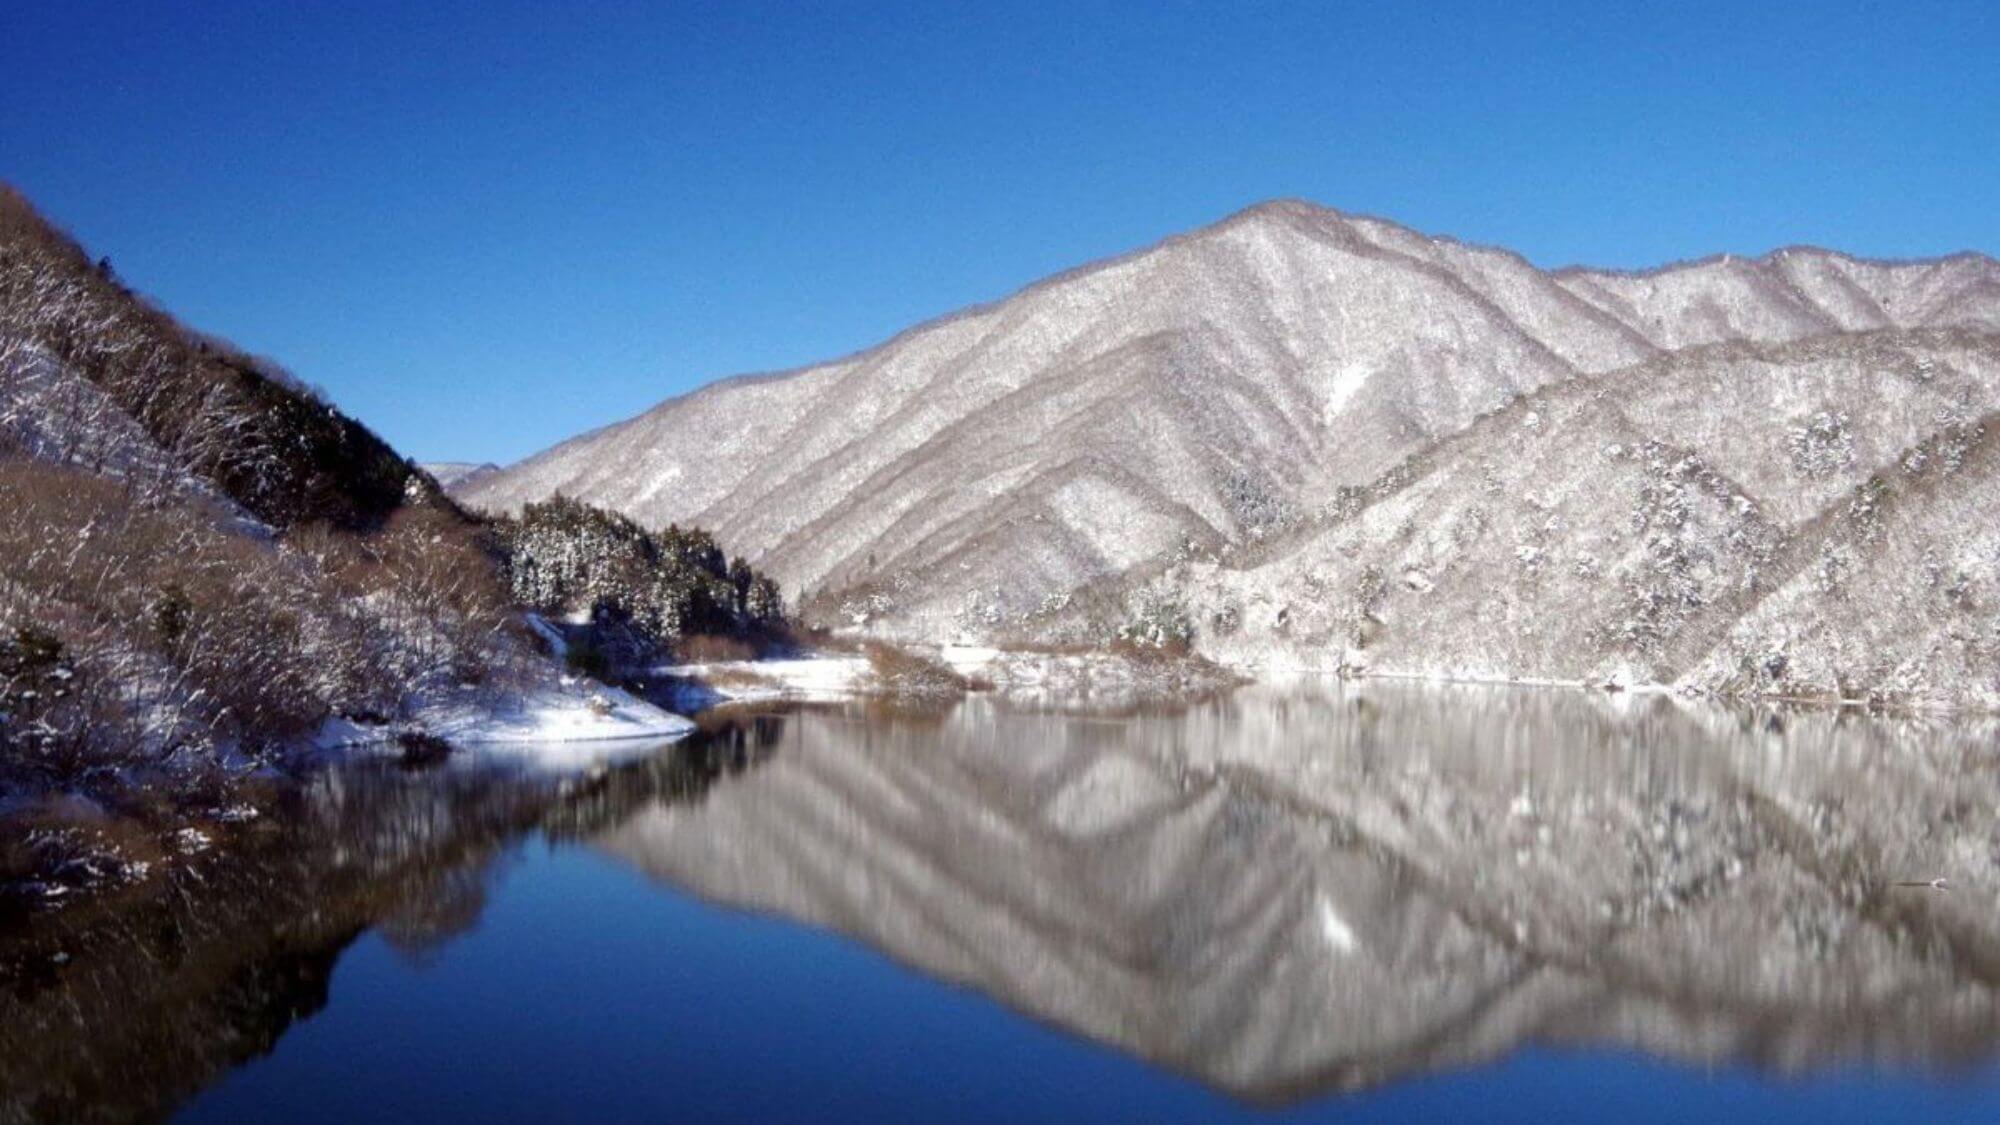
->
[314, 677, 696, 770]
[649, 642, 1242, 713]
[652, 641, 1975, 718]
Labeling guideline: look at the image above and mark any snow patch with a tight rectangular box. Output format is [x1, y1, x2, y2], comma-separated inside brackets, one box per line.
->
[314, 679, 695, 770]
[524, 612, 568, 659]
[1317, 895, 1358, 954]
[654, 654, 874, 708]
[424, 682, 693, 745]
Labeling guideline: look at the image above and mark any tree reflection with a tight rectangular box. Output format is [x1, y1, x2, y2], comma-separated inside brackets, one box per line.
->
[0, 718, 781, 1125]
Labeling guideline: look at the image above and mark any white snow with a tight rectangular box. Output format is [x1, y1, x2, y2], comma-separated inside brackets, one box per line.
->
[423, 681, 693, 745]
[523, 612, 569, 659]
[313, 679, 695, 770]
[655, 654, 873, 707]
[938, 644, 1004, 671]
[1317, 896, 1358, 954]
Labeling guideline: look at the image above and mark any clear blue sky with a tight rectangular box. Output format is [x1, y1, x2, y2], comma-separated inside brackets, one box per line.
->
[4, 1, 1995, 463]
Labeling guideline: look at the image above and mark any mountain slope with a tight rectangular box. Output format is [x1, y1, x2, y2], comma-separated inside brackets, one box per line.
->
[0, 184, 521, 812]
[1, 184, 420, 530]
[1166, 328, 2000, 708]
[419, 461, 499, 489]
[458, 201, 2000, 653]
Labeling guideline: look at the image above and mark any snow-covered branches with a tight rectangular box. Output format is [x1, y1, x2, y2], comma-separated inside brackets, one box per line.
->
[1, 185, 416, 531]
[1786, 411, 1856, 478]
[496, 496, 784, 659]
[1120, 587, 1195, 651]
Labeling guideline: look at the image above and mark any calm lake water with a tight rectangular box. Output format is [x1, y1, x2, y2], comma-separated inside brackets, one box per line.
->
[8, 680, 2000, 1122]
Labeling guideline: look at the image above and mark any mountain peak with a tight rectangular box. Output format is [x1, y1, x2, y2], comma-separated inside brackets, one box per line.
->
[1227, 197, 1335, 223]
[1197, 197, 1354, 242]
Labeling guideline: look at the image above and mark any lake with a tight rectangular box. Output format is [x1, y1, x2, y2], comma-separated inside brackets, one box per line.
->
[7, 679, 2000, 1123]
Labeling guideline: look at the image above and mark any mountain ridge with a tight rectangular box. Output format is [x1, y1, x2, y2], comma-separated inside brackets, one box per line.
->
[457, 200, 2000, 704]
[474, 202, 1999, 488]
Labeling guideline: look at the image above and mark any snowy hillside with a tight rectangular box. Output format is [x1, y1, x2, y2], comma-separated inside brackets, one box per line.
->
[458, 200, 2000, 704]
[1168, 330, 2000, 708]
[0, 183, 695, 837]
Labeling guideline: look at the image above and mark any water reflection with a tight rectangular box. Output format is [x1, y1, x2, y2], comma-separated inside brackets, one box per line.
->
[596, 682, 2000, 1103]
[5, 682, 2000, 1120]
[0, 726, 777, 1125]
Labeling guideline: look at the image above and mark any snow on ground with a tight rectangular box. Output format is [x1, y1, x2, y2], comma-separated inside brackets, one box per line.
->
[652, 654, 873, 709]
[938, 644, 1003, 671]
[423, 680, 694, 744]
[310, 716, 396, 751]
[314, 678, 695, 770]
[654, 643, 1244, 714]
[944, 644, 1241, 707]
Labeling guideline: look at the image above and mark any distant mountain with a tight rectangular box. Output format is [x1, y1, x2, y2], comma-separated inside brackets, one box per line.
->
[457, 200, 2000, 705]
[421, 461, 500, 489]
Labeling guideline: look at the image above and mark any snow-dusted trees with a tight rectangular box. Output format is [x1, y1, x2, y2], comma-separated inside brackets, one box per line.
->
[745, 574, 784, 623]
[288, 503, 521, 696]
[1786, 411, 1856, 478]
[0, 461, 349, 785]
[496, 496, 785, 654]
[0, 185, 414, 531]
[1220, 470, 1298, 539]
[0, 447, 526, 801]
[0, 625, 95, 780]
[1120, 587, 1195, 651]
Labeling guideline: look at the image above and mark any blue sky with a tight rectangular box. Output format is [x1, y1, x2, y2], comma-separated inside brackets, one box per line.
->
[4, 1, 1996, 463]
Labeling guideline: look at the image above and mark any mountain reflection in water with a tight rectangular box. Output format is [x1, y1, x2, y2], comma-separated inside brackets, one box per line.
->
[596, 683, 2000, 1102]
[6, 682, 2000, 1121]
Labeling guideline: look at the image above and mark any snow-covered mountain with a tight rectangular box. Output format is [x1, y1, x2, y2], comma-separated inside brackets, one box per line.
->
[1178, 328, 2000, 703]
[419, 460, 499, 489]
[457, 201, 2000, 703]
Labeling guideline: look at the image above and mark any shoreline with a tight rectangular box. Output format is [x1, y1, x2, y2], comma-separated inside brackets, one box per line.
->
[7, 649, 1989, 918]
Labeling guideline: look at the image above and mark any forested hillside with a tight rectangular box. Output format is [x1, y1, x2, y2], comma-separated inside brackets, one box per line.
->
[2, 186, 505, 792]
[0, 186, 419, 530]
[0, 184, 779, 903]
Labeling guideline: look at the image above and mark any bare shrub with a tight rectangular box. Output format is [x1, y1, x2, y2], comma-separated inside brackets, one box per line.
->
[861, 642, 974, 696]
[674, 634, 759, 664]
[0, 457, 523, 785]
